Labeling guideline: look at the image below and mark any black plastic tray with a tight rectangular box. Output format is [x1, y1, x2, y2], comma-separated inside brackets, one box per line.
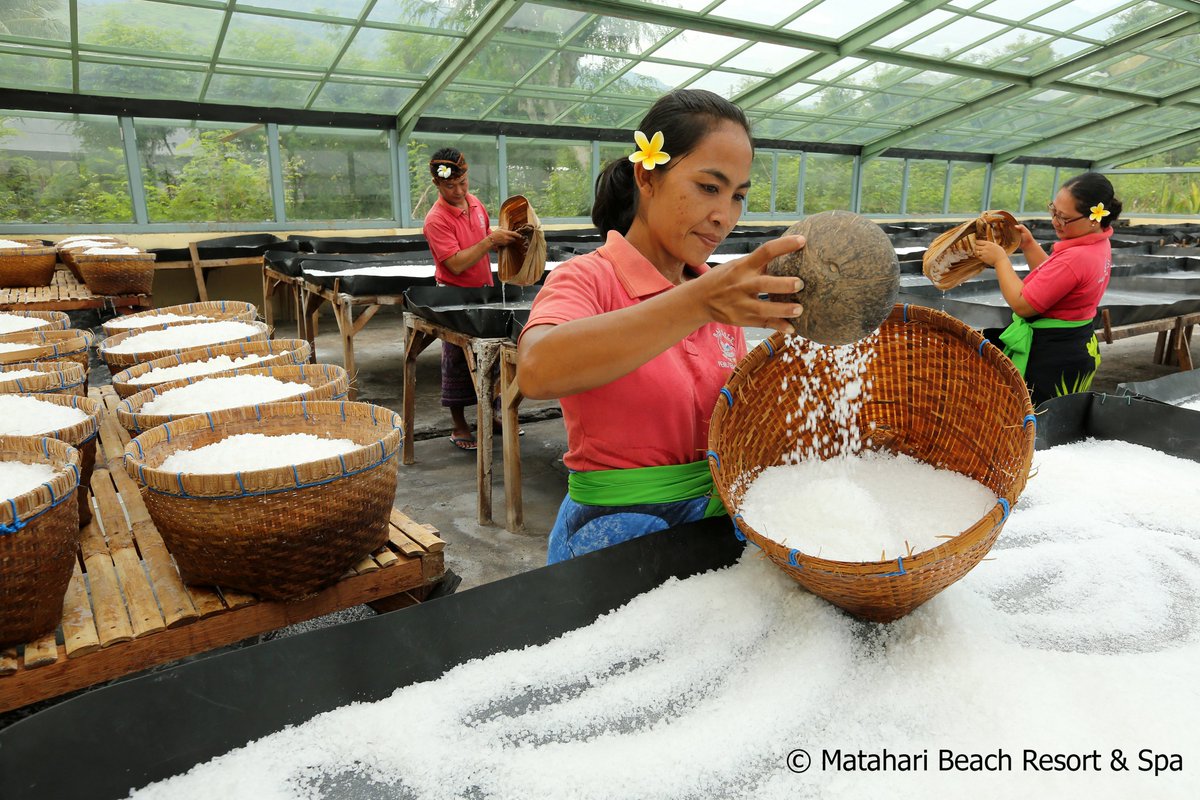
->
[1035, 392, 1200, 463]
[149, 234, 294, 263]
[0, 517, 741, 799]
[289, 234, 427, 254]
[403, 284, 541, 338]
[298, 252, 440, 296]
[1117, 370, 1200, 406]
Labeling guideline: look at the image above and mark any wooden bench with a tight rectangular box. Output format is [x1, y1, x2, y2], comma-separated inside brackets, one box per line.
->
[1099, 309, 1198, 372]
[0, 267, 151, 314]
[262, 266, 305, 341]
[0, 386, 446, 714]
[300, 278, 406, 399]
[153, 242, 264, 303]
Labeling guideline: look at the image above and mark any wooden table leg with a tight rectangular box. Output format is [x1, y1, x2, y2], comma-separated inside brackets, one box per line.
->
[334, 299, 357, 400]
[470, 340, 500, 526]
[500, 348, 524, 532]
[292, 282, 304, 340]
[1177, 321, 1194, 372]
[188, 242, 208, 302]
[1165, 318, 1185, 367]
[1154, 330, 1169, 364]
[301, 288, 326, 365]
[402, 316, 435, 466]
[262, 271, 276, 337]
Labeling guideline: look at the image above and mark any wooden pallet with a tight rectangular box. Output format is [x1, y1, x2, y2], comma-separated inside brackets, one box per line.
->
[0, 267, 151, 312]
[0, 386, 445, 713]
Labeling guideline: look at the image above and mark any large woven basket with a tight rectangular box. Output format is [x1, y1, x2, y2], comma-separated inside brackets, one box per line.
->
[0, 244, 58, 288]
[110, 338, 311, 399]
[123, 400, 402, 600]
[4, 393, 101, 529]
[100, 300, 259, 338]
[0, 361, 87, 397]
[116, 363, 350, 434]
[0, 329, 94, 381]
[74, 251, 156, 295]
[923, 210, 1021, 290]
[0, 435, 82, 646]
[708, 304, 1036, 623]
[0, 310, 71, 333]
[58, 237, 127, 282]
[98, 320, 271, 372]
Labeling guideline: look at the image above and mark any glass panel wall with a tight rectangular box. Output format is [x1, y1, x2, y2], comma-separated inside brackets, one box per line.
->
[905, 160, 948, 215]
[802, 154, 853, 214]
[859, 157, 903, 215]
[0, 111, 132, 224]
[989, 163, 1025, 211]
[508, 140, 593, 218]
[408, 134, 500, 222]
[136, 119, 273, 223]
[1021, 164, 1056, 213]
[947, 161, 987, 214]
[280, 126, 391, 221]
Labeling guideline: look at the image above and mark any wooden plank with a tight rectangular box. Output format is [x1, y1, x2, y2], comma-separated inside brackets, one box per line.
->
[218, 588, 257, 610]
[91, 469, 166, 638]
[0, 552, 434, 713]
[390, 509, 445, 552]
[185, 585, 228, 618]
[78, 515, 135, 648]
[61, 559, 101, 658]
[374, 546, 399, 567]
[0, 649, 17, 676]
[388, 525, 423, 558]
[22, 633, 58, 670]
[353, 554, 379, 574]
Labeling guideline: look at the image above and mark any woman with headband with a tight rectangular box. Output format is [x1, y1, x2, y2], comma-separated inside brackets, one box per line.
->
[422, 148, 523, 450]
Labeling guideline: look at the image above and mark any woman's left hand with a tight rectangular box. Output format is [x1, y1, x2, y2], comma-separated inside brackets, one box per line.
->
[974, 240, 1009, 267]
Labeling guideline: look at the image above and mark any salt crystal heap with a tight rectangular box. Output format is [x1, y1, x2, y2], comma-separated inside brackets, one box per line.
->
[0, 460, 59, 502]
[105, 321, 260, 354]
[106, 313, 210, 330]
[139, 374, 312, 415]
[160, 433, 358, 474]
[0, 313, 50, 335]
[129, 352, 281, 386]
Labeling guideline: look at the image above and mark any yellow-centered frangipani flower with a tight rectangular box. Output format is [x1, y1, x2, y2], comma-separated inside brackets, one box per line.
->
[629, 130, 670, 170]
[1089, 203, 1110, 222]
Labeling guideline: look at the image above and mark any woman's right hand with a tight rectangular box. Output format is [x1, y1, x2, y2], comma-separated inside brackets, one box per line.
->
[1015, 223, 1037, 249]
[692, 235, 807, 335]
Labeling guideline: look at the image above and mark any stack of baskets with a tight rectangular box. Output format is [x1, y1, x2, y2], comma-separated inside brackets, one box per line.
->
[0, 436, 82, 646]
[708, 304, 1036, 622]
[10, 393, 103, 528]
[0, 329, 95, 390]
[110, 338, 310, 399]
[123, 400, 403, 599]
[56, 236, 127, 283]
[0, 239, 57, 289]
[73, 247, 156, 296]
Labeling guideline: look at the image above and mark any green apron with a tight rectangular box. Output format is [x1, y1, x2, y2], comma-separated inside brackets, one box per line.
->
[998, 313, 1093, 377]
[568, 460, 727, 518]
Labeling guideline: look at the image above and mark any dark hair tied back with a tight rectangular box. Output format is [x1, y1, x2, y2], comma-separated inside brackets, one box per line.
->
[591, 89, 751, 236]
[1061, 172, 1122, 230]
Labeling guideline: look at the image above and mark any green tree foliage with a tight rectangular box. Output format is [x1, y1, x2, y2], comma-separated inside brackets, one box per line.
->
[143, 131, 273, 223]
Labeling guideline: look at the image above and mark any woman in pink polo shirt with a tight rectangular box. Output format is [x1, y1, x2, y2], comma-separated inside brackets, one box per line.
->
[975, 172, 1121, 406]
[423, 148, 522, 450]
[518, 90, 806, 563]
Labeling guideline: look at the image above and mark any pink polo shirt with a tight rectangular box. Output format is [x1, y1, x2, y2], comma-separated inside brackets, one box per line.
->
[1023, 227, 1112, 320]
[423, 193, 494, 288]
[521, 230, 746, 472]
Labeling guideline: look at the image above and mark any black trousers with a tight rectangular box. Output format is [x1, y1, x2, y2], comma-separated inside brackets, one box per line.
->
[985, 324, 1100, 407]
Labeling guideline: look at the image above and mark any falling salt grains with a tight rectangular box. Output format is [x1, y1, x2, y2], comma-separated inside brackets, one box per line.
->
[105, 321, 260, 354]
[159, 433, 358, 474]
[0, 461, 60, 501]
[0, 313, 50, 334]
[128, 352, 283, 385]
[0, 395, 86, 435]
[106, 313, 211, 330]
[739, 451, 995, 561]
[139, 375, 312, 415]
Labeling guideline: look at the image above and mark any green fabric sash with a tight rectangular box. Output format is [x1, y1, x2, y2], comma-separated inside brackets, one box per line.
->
[568, 460, 726, 518]
[999, 313, 1093, 377]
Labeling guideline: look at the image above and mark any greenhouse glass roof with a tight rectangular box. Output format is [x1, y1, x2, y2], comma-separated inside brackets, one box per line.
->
[1, 0, 1198, 168]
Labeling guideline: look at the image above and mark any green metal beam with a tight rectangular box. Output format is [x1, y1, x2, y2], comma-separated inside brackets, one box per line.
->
[994, 83, 1200, 165]
[303, 0, 381, 110]
[394, 0, 523, 140]
[1095, 128, 1200, 169]
[198, 1, 238, 103]
[733, 0, 947, 110]
[1152, 1, 1200, 15]
[69, 0, 78, 93]
[860, 13, 1200, 158]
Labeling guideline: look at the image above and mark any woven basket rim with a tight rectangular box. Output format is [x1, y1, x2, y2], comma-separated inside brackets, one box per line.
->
[104, 300, 257, 325]
[110, 339, 310, 386]
[124, 400, 403, 498]
[0, 360, 87, 392]
[0, 245, 56, 256]
[0, 435, 81, 524]
[115, 364, 350, 432]
[8, 393, 102, 445]
[0, 310, 70, 329]
[708, 303, 1035, 574]
[0, 328, 94, 347]
[72, 251, 155, 262]
[100, 320, 270, 357]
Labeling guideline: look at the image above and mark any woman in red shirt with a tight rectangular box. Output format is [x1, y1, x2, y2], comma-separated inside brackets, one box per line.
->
[975, 172, 1121, 406]
[518, 90, 806, 563]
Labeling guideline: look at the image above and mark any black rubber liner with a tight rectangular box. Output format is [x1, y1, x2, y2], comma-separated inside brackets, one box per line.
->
[1117, 369, 1200, 405]
[0, 517, 742, 799]
[299, 252, 439, 296]
[404, 284, 541, 338]
[149, 234, 296, 262]
[1035, 392, 1200, 463]
[289, 234, 427, 254]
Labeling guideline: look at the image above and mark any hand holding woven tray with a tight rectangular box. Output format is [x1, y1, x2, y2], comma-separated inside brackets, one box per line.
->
[922, 210, 1020, 290]
[497, 194, 547, 286]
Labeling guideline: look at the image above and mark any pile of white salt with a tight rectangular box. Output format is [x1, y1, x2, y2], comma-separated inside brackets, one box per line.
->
[0, 343, 39, 354]
[0, 461, 59, 501]
[105, 321, 260, 354]
[159, 433, 358, 474]
[0, 313, 50, 335]
[0, 395, 87, 434]
[128, 352, 283, 385]
[106, 313, 210, 330]
[139, 375, 312, 415]
[0, 239, 29, 248]
[0, 367, 49, 385]
[127, 438, 1200, 800]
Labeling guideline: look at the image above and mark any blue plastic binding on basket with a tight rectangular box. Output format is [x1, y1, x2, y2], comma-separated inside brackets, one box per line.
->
[997, 497, 1010, 522]
[731, 513, 746, 542]
[978, 338, 987, 354]
[764, 339, 775, 357]
[205, 411, 215, 431]
[1022, 414, 1037, 430]
[235, 472, 245, 492]
[706, 449, 721, 469]
[340, 402, 347, 421]
[292, 465, 301, 487]
[877, 556, 907, 577]
[788, 549, 802, 567]
[719, 387, 733, 407]
[903, 304, 910, 322]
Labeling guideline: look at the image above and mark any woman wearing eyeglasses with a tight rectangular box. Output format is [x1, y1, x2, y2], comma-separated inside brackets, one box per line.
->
[974, 172, 1121, 406]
